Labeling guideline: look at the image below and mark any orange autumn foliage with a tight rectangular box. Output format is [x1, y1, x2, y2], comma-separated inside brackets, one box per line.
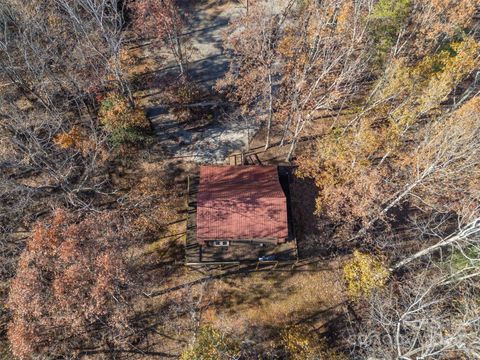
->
[53, 125, 96, 155]
[7, 210, 132, 359]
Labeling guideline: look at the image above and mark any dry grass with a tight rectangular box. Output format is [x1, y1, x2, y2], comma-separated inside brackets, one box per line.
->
[124, 261, 347, 357]
[203, 261, 346, 333]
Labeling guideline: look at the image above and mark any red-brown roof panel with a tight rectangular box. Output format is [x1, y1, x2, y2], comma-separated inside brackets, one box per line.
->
[196, 166, 288, 244]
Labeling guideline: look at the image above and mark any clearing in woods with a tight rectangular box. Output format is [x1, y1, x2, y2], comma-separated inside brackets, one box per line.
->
[120, 0, 348, 357]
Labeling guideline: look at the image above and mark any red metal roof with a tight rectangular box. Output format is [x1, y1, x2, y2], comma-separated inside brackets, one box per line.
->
[196, 166, 288, 244]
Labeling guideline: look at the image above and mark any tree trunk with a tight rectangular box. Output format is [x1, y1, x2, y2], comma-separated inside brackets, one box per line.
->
[285, 114, 308, 162]
[286, 136, 297, 162]
[391, 219, 480, 271]
[280, 113, 291, 147]
[381, 164, 435, 215]
[170, 9, 185, 76]
[280, 88, 300, 147]
[265, 69, 273, 151]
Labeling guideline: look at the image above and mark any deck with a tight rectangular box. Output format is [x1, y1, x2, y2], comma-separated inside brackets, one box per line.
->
[185, 166, 298, 265]
[185, 174, 200, 263]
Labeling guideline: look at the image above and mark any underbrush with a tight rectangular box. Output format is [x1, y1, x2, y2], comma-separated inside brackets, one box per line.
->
[161, 76, 214, 127]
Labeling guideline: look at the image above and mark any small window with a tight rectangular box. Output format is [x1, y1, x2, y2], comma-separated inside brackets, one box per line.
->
[213, 240, 230, 247]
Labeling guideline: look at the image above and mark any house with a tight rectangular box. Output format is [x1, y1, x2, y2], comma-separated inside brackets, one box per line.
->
[196, 165, 289, 247]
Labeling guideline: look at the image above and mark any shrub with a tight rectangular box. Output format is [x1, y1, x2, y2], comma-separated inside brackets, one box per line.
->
[108, 126, 148, 148]
[161, 76, 211, 125]
[450, 247, 480, 273]
[180, 325, 240, 360]
[280, 325, 348, 360]
[53, 125, 97, 155]
[98, 92, 150, 145]
[368, 0, 412, 65]
[343, 250, 389, 299]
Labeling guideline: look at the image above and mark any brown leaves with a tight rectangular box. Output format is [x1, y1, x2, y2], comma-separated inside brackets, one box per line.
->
[7, 210, 132, 359]
[126, 162, 179, 240]
[128, 0, 185, 45]
[98, 92, 150, 132]
[410, 0, 479, 56]
[53, 125, 98, 156]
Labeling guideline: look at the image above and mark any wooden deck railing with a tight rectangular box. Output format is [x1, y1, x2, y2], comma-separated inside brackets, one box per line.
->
[228, 149, 265, 166]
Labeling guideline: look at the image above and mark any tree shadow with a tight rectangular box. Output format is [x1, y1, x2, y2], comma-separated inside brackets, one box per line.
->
[79, 348, 177, 358]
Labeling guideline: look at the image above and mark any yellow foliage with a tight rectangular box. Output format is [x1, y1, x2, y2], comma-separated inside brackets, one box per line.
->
[47, 13, 63, 30]
[98, 93, 149, 132]
[281, 326, 317, 360]
[180, 325, 239, 360]
[298, 37, 479, 227]
[416, 38, 479, 111]
[119, 48, 138, 68]
[343, 250, 389, 299]
[367, 36, 480, 150]
[54, 131, 77, 150]
[277, 27, 297, 59]
[297, 115, 383, 216]
[281, 326, 348, 360]
[393, 39, 477, 114]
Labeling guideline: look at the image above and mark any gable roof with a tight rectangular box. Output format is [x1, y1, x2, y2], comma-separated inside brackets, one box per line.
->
[196, 166, 288, 244]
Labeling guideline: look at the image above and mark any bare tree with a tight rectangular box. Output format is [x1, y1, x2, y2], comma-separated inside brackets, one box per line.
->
[0, 0, 129, 330]
[350, 272, 480, 360]
[217, 0, 290, 149]
[129, 0, 188, 76]
[393, 218, 480, 271]
[221, 0, 373, 160]
[55, 0, 135, 105]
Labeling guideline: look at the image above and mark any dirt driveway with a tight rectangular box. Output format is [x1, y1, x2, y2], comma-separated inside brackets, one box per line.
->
[141, 0, 255, 163]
